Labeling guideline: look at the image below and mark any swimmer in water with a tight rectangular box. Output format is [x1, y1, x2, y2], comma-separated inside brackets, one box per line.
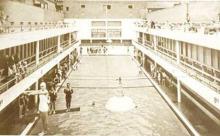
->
[116, 77, 124, 96]
[118, 77, 122, 85]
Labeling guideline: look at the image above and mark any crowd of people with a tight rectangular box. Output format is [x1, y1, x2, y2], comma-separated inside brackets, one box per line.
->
[0, 50, 80, 95]
[23, 81, 75, 135]
[16, 49, 78, 121]
[18, 55, 79, 135]
[0, 54, 28, 89]
[86, 45, 108, 55]
[136, 20, 220, 35]
[150, 64, 175, 89]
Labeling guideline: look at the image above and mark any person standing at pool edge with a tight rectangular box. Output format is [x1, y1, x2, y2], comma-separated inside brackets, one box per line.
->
[64, 83, 73, 112]
[26, 82, 50, 135]
[38, 82, 50, 135]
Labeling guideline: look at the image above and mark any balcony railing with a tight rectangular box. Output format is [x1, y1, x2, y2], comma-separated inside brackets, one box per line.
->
[0, 21, 70, 35]
[0, 40, 78, 94]
[144, 40, 154, 49]
[135, 21, 220, 35]
[180, 55, 220, 86]
[135, 40, 220, 93]
[39, 46, 58, 61]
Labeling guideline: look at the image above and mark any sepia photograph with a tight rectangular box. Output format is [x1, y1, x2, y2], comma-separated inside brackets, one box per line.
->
[0, 0, 220, 135]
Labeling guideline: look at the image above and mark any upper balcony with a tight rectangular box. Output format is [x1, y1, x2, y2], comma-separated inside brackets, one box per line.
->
[135, 21, 220, 51]
[0, 21, 71, 35]
[0, 22, 78, 50]
[0, 38, 80, 111]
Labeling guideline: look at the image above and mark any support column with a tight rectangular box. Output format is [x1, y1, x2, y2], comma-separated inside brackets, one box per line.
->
[142, 53, 145, 68]
[69, 33, 72, 46]
[176, 41, 180, 64]
[176, 40, 181, 103]
[57, 35, 61, 53]
[68, 53, 71, 69]
[153, 35, 157, 51]
[36, 41, 39, 65]
[177, 79, 181, 103]
[142, 32, 144, 44]
[153, 36, 157, 66]
[34, 81, 39, 105]
[212, 50, 218, 83]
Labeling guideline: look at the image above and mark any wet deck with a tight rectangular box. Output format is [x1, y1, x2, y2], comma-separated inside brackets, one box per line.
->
[30, 56, 189, 136]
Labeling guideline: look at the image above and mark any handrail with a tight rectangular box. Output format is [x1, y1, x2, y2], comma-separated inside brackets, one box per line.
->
[180, 55, 220, 74]
[144, 42, 177, 61]
[136, 22, 220, 35]
[143, 40, 220, 83]
[0, 21, 71, 35]
[180, 60, 220, 83]
[157, 45, 176, 54]
[0, 54, 36, 93]
[39, 46, 57, 57]
[61, 40, 70, 47]
[134, 40, 220, 92]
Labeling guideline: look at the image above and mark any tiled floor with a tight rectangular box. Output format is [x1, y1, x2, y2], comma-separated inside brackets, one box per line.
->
[30, 56, 189, 136]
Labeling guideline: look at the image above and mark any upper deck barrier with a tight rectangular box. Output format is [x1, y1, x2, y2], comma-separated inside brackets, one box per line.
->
[0, 25, 78, 50]
[0, 22, 69, 35]
[136, 25, 220, 51]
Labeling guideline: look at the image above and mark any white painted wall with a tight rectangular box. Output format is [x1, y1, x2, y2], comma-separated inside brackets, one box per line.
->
[64, 19, 139, 40]
[63, 0, 176, 19]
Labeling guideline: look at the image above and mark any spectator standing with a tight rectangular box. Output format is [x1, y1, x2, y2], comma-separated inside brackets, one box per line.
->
[14, 54, 20, 64]
[49, 86, 57, 114]
[151, 21, 155, 29]
[8, 56, 15, 69]
[18, 62, 25, 79]
[22, 61, 28, 76]
[57, 68, 62, 81]
[64, 83, 73, 112]
[24, 93, 29, 112]
[157, 70, 162, 85]
[38, 82, 50, 135]
[18, 94, 25, 119]
[2, 55, 9, 77]
[80, 47, 83, 55]
[64, 62, 69, 73]
[54, 74, 60, 86]
[61, 65, 67, 79]
[162, 71, 166, 86]
[3, 15, 9, 33]
[150, 64, 155, 77]
[27, 82, 50, 135]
